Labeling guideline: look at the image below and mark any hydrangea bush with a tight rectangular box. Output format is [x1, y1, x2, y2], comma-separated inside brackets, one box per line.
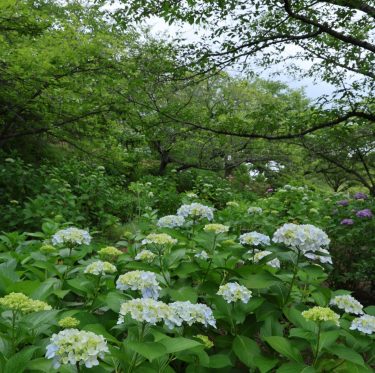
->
[0, 201, 373, 372]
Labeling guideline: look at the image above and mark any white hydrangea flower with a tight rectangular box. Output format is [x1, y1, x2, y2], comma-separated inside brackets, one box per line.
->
[167, 301, 216, 329]
[304, 248, 333, 264]
[84, 261, 117, 276]
[195, 250, 209, 260]
[116, 271, 161, 299]
[272, 223, 330, 253]
[177, 203, 214, 221]
[117, 298, 171, 325]
[157, 215, 185, 228]
[239, 232, 270, 247]
[203, 224, 229, 234]
[350, 314, 375, 335]
[52, 227, 91, 246]
[330, 295, 364, 315]
[141, 233, 177, 246]
[135, 249, 156, 262]
[247, 250, 280, 269]
[247, 207, 263, 214]
[217, 282, 252, 304]
[45, 329, 108, 369]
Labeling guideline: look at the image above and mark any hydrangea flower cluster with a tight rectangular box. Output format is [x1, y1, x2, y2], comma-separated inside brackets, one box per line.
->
[98, 246, 122, 261]
[356, 209, 373, 218]
[272, 223, 330, 254]
[203, 224, 229, 234]
[185, 192, 198, 198]
[226, 201, 239, 207]
[247, 206, 263, 214]
[195, 250, 209, 260]
[350, 314, 375, 335]
[217, 282, 252, 304]
[52, 227, 91, 246]
[135, 249, 156, 262]
[304, 248, 333, 264]
[353, 192, 367, 200]
[45, 329, 109, 368]
[302, 307, 340, 326]
[248, 250, 281, 269]
[116, 271, 161, 299]
[58, 317, 80, 328]
[340, 218, 354, 225]
[157, 215, 185, 228]
[117, 298, 171, 326]
[239, 232, 270, 247]
[0, 292, 52, 314]
[330, 295, 364, 315]
[177, 203, 214, 221]
[141, 233, 177, 246]
[84, 261, 117, 276]
[40, 244, 56, 254]
[195, 334, 214, 349]
[337, 200, 349, 206]
[168, 301, 217, 328]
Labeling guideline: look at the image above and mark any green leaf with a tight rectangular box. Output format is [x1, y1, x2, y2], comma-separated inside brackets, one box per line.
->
[158, 337, 201, 354]
[82, 324, 119, 344]
[167, 286, 198, 302]
[319, 331, 340, 350]
[233, 335, 260, 367]
[241, 271, 282, 289]
[204, 354, 233, 369]
[126, 341, 167, 361]
[253, 355, 279, 373]
[264, 336, 303, 363]
[4, 346, 39, 373]
[326, 345, 365, 366]
[277, 363, 315, 373]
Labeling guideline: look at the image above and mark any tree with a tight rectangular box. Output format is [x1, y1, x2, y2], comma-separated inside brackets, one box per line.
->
[115, 0, 374, 137]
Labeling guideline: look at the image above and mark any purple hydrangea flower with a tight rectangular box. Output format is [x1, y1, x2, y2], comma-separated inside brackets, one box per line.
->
[340, 218, 354, 225]
[337, 200, 349, 206]
[353, 192, 368, 200]
[356, 209, 373, 218]
[267, 188, 274, 193]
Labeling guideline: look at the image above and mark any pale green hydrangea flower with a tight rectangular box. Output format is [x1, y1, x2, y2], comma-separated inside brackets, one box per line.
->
[247, 206, 263, 214]
[217, 283, 252, 304]
[0, 292, 51, 314]
[52, 227, 91, 246]
[141, 233, 177, 246]
[240, 232, 270, 246]
[226, 201, 239, 207]
[84, 261, 117, 276]
[302, 306, 340, 326]
[116, 271, 161, 299]
[45, 329, 108, 368]
[58, 317, 80, 328]
[40, 244, 56, 254]
[195, 334, 214, 349]
[203, 224, 229, 234]
[135, 249, 156, 262]
[98, 246, 122, 261]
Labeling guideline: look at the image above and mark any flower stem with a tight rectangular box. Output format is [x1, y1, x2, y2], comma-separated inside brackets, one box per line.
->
[128, 323, 146, 372]
[313, 322, 322, 367]
[284, 250, 301, 305]
[11, 310, 16, 353]
[202, 235, 217, 283]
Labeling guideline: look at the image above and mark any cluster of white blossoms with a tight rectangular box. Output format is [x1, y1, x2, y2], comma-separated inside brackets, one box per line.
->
[116, 271, 161, 299]
[247, 207, 263, 215]
[157, 215, 185, 228]
[141, 233, 177, 246]
[52, 227, 91, 246]
[239, 232, 270, 247]
[84, 261, 117, 276]
[117, 298, 216, 329]
[45, 329, 108, 369]
[350, 314, 375, 335]
[195, 250, 209, 260]
[217, 282, 252, 304]
[167, 301, 217, 328]
[118, 298, 171, 325]
[135, 249, 156, 262]
[203, 224, 229, 234]
[177, 203, 214, 221]
[304, 248, 333, 265]
[272, 223, 330, 254]
[248, 250, 280, 269]
[330, 295, 364, 315]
